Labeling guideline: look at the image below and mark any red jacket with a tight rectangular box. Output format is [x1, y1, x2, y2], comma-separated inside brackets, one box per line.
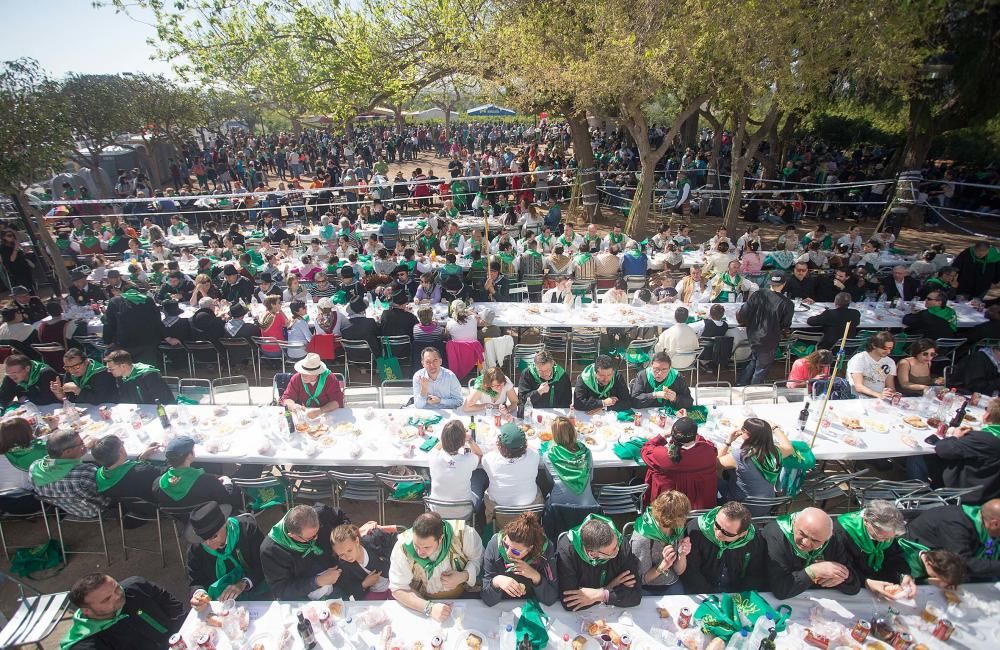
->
[641, 434, 718, 510]
[281, 371, 344, 409]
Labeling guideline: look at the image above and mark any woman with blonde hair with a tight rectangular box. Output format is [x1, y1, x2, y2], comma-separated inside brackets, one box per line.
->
[540, 416, 599, 535]
[481, 512, 558, 606]
[465, 366, 518, 411]
[330, 522, 400, 600]
[630, 490, 691, 594]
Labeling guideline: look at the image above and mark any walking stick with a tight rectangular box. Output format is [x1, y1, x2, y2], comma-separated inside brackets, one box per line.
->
[809, 321, 854, 449]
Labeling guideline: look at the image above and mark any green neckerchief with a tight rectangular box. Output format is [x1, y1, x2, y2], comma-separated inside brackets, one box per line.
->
[775, 513, 827, 563]
[203, 517, 247, 599]
[301, 370, 330, 407]
[56, 238, 71, 251]
[441, 262, 462, 275]
[73, 226, 86, 238]
[419, 235, 437, 252]
[749, 452, 781, 485]
[544, 442, 592, 495]
[898, 538, 930, 579]
[60, 609, 128, 650]
[29, 456, 81, 488]
[447, 233, 462, 249]
[527, 363, 565, 407]
[403, 519, 454, 576]
[246, 249, 264, 266]
[574, 252, 592, 266]
[720, 272, 743, 291]
[970, 245, 1000, 272]
[538, 234, 553, 248]
[77, 361, 107, 390]
[16, 361, 46, 390]
[472, 375, 497, 397]
[837, 511, 893, 571]
[926, 276, 950, 289]
[269, 515, 323, 557]
[157, 466, 205, 501]
[626, 249, 643, 259]
[645, 367, 678, 402]
[523, 249, 542, 259]
[123, 363, 159, 383]
[497, 252, 515, 267]
[120, 288, 149, 305]
[81, 235, 100, 249]
[633, 507, 684, 546]
[580, 364, 615, 398]
[927, 305, 957, 332]
[5, 437, 47, 472]
[95, 460, 138, 492]
[697, 507, 757, 558]
[567, 514, 623, 582]
[498, 533, 550, 568]
[558, 234, 576, 248]
[960, 505, 998, 559]
[169, 223, 187, 237]
[982, 424, 1000, 439]
[609, 232, 624, 245]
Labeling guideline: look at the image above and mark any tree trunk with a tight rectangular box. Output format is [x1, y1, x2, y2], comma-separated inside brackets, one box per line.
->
[87, 153, 112, 198]
[393, 106, 405, 133]
[565, 108, 601, 223]
[344, 117, 355, 140]
[629, 157, 658, 236]
[138, 141, 163, 189]
[700, 128, 724, 218]
[291, 115, 303, 138]
[10, 190, 71, 293]
[902, 98, 934, 171]
[680, 112, 699, 149]
[722, 120, 747, 230]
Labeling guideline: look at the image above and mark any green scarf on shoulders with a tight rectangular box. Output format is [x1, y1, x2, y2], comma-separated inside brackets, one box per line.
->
[29, 457, 81, 488]
[403, 519, 454, 575]
[969, 245, 1000, 273]
[926, 276, 951, 290]
[121, 289, 149, 305]
[77, 361, 107, 390]
[633, 507, 684, 546]
[897, 538, 930, 579]
[157, 466, 204, 501]
[720, 272, 743, 291]
[775, 513, 827, 563]
[927, 305, 957, 332]
[982, 424, 1000, 439]
[203, 517, 248, 599]
[269, 514, 324, 557]
[837, 510, 893, 571]
[497, 252, 515, 268]
[580, 364, 614, 398]
[961, 505, 998, 559]
[81, 235, 100, 249]
[645, 367, 677, 401]
[568, 514, 622, 568]
[749, 452, 781, 486]
[542, 441, 592, 495]
[60, 606, 166, 650]
[527, 363, 565, 407]
[95, 460, 138, 492]
[123, 363, 159, 383]
[5, 437, 47, 472]
[697, 507, 756, 559]
[472, 375, 498, 397]
[574, 252, 592, 266]
[16, 361, 47, 390]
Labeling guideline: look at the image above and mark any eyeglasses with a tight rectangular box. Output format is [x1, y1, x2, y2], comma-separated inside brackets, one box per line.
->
[64, 361, 86, 370]
[588, 546, 618, 560]
[714, 520, 743, 538]
[502, 538, 529, 558]
[795, 528, 825, 546]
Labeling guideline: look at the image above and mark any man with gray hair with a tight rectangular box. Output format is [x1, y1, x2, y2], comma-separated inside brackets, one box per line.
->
[834, 500, 915, 600]
[190, 297, 226, 344]
[762, 507, 861, 599]
[806, 291, 861, 350]
[880, 265, 919, 302]
[557, 514, 641, 610]
[260, 504, 353, 600]
[29, 430, 106, 519]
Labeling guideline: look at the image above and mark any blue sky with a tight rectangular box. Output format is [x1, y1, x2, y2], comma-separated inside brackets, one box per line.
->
[0, 1, 177, 78]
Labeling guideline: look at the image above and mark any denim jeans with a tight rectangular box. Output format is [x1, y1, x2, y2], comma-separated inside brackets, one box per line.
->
[738, 345, 776, 386]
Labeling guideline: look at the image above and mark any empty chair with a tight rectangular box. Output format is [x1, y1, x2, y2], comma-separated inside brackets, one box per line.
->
[596, 484, 648, 516]
[211, 375, 252, 405]
[0, 581, 69, 650]
[340, 339, 376, 387]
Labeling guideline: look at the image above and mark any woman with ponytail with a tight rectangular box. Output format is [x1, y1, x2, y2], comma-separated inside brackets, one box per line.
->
[640, 417, 717, 509]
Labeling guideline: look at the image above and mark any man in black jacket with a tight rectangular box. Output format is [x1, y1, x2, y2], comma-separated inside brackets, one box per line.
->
[0, 354, 60, 408]
[104, 349, 175, 405]
[186, 501, 267, 601]
[573, 355, 632, 413]
[190, 297, 226, 344]
[260, 504, 352, 600]
[11, 285, 48, 323]
[907, 500, 1000, 581]
[833, 500, 915, 600]
[964, 304, 1000, 346]
[806, 291, 861, 350]
[68, 271, 107, 307]
[737, 271, 794, 385]
[255, 272, 283, 302]
[629, 351, 693, 410]
[880, 265, 920, 301]
[61, 573, 183, 650]
[683, 502, 768, 594]
[782, 263, 818, 302]
[53, 348, 119, 404]
[761, 508, 861, 599]
[155, 271, 194, 303]
[953, 242, 1000, 299]
[150, 435, 240, 509]
[517, 350, 572, 408]
[949, 345, 1000, 395]
[102, 287, 175, 366]
[917, 266, 959, 300]
[91, 434, 161, 520]
[341, 297, 382, 356]
[556, 514, 641, 610]
[220, 264, 254, 303]
[925, 401, 1000, 503]
[379, 291, 419, 339]
[901, 291, 959, 340]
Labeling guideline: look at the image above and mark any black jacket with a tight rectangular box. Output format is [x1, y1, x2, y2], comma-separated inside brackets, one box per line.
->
[963, 318, 1000, 347]
[102, 295, 165, 349]
[0, 365, 60, 408]
[151, 470, 241, 510]
[482, 533, 559, 606]
[832, 519, 908, 583]
[186, 514, 266, 595]
[555, 532, 641, 609]
[737, 288, 794, 348]
[116, 370, 175, 405]
[162, 316, 191, 342]
[341, 316, 382, 356]
[155, 280, 194, 304]
[760, 520, 862, 600]
[220, 277, 254, 304]
[954, 248, 1000, 298]
[69, 282, 107, 306]
[62, 366, 119, 404]
[783, 274, 817, 300]
[190, 308, 226, 343]
[806, 306, 861, 350]
[517, 367, 573, 409]
[682, 520, 769, 594]
[379, 307, 419, 339]
[260, 505, 350, 600]
[907, 505, 1000, 581]
[64, 576, 183, 650]
[14, 297, 47, 324]
[334, 528, 397, 601]
[928, 429, 1000, 504]
[573, 371, 632, 412]
[917, 278, 957, 301]
[95, 461, 160, 518]
[881, 276, 920, 301]
[948, 349, 1000, 396]
[629, 370, 693, 410]
[902, 309, 956, 341]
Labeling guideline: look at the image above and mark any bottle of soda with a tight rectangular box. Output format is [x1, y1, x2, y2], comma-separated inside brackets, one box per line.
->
[468, 415, 477, 442]
[284, 406, 296, 434]
[155, 399, 171, 429]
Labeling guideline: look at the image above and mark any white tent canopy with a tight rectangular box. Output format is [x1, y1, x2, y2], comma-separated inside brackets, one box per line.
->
[466, 104, 516, 116]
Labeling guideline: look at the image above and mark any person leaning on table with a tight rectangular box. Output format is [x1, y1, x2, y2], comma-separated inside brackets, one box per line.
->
[331, 522, 401, 600]
[833, 500, 917, 601]
[51, 348, 119, 405]
[682, 501, 768, 594]
[389, 511, 484, 622]
[573, 354, 632, 414]
[630, 490, 691, 596]
[556, 513, 641, 610]
[150, 435, 240, 509]
[281, 353, 344, 419]
[185, 501, 268, 605]
[481, 512, 559, 606]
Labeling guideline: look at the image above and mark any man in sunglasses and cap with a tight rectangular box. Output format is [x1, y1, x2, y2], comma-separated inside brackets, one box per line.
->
[186, 501, 267, 604]
[834, 499, 916, 601]
[682, 501, 768, 594]
[556, 513, 641, 611]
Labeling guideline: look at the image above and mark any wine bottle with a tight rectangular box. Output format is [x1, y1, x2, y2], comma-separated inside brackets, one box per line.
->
[297, 611, 317, 649]
[948, 398, 969, 429]
[155, 399, 170, 429]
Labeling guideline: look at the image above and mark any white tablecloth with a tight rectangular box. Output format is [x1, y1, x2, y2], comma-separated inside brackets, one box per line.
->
[177, 584, 999, 649]
[655, 250, 917, 271]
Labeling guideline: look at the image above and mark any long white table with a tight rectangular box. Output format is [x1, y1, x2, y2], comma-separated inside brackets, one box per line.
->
[176, 585, 999, 649]
[654, 249, 918, 271]
[44, 395, 973, 470]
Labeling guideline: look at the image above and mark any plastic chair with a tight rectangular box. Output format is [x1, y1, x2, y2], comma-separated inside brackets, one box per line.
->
[698, 336, 734, 382]
[934, 337, 968, 368]
[0, 510, 49, 560]
[211, 375, 252, 405]
[30, 343, 65, 373]
[569, 332, 601, 377]
[742, 495, 792, 515]
[232, 476, 289, 516]
[159, 502, 214, 567]
[328, 470, 380, 511]
[423, 497, 476, 527]
[159, 341, 191, 376]
[379, 335, 413, 376]
[508, 283, 530, 303]
[623, 275, 647, 292]
[492, 503, 545, 530]
[277, 341, 309, 374]
[272, 372, 293, 405]
[694, 381, 732, 406]
[183, 341, 223, 378]
[340, 339, 375, 387]
[595, 484, 648, 516]
[375, 472, 427, 523]
[218, 337, 255, 379]
[510, 343, 545, 379]
[621, 338, 656, 383]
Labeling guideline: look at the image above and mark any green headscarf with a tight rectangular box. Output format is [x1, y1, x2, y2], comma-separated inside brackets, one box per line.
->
[775, 513, 827, 563]
[527, 363, 565, 407]
[29, 457, 81, 488]
[403, 519, 455, 576]
[202, 517, 248, 599]
[269, 514, 323, 557]
[95, 460, 138, 492]
[5, 437, 47, 472]
[120, 289, 149, 305]
[543, 441, 592, 495]
[837, 510, 893, 571]
[580, 364, 615, 399]
[567, 514, 622, 569]
[697, 507, 757, 558]
[157, 466, 205, 501]
[961, 505, 998, 559]
[16, 361, 47, 390]
[927, 306, 958, 332]
[633, 507, 684, 546]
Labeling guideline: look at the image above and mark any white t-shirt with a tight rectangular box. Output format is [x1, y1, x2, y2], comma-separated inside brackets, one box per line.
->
[846, 351, 896, 394]
[468, 379, 515, 406]
[482, 448, 541, 507]
[428, 449, 479, 503]
[446, 318, 478, 342]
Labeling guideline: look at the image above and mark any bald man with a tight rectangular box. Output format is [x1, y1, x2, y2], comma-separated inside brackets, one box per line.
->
[907, 499, 1000, 581]
[761, 508, 860, 599]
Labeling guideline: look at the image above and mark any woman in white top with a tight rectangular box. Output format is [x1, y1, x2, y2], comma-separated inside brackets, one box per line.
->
[282, 274, 309, 303]
[445, 300, 481, 341]
[464, 367, 519, 412]
[735, 225, 762, 255]
[285, 300, 313, 359]
[846, 331, 897, 399]
[428, 420, 484, 519]
[601, 280, 629, 304]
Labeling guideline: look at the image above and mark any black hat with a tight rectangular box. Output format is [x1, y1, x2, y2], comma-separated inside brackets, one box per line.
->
[229, 303, 247, 319]
[70, 271, 87, 282]
[161, 300, 183, 316]
[259, 272, 273, 283]
[340, 265, 355, 279]
[769, 270, 788, 284]
[392, 264, 409, 276]
[186, 501, 233, 544]
[223, 264, 238, 276]
[10, 286, 28, 296]
[444, 275, 462, 290]
[349, 297, 367, 314]
[106, 270, 121, 279]
[392, 291, 408, 306]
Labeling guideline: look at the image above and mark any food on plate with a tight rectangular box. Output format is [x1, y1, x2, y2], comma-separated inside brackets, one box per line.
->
[327, 600, 343, 617]
[466, 633, 483, 649]
[575, 422, 595, 435]
[295, 422, 309, 432]
[903, 415, 927, 428]
[841, 417, 863, 430]
[901, 435, 920, 449]
[587, 619, 608, 636]
[841, 435, 864, 448]
[252, 644, 265, 650]
[206, 614, 224, 627]
[213, 406, 228, 416]
[583, 436, 598, 447]
[256, 441, 273, 455]
[539, 431, 553, 442]
[319, 435, 335, 447]
[657, 607, 671, 619]
[572, 636, 587, 650]
[520, 424, 536, 438]
[719, 418, 732, 428]
[964, 413, 976, 422]
[192, 591, 210, 607]
[863, 419, 888, 433]
[398, 426, 418, 441]
[884, 584, 902, 596]
[240, 417, 254, 426]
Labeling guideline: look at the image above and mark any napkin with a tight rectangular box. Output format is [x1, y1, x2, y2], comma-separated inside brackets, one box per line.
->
[612, 437, 646, 466]
[615, 409, 636, 422]
[419, 436, 439, 452]
[406, 415, 444, 427]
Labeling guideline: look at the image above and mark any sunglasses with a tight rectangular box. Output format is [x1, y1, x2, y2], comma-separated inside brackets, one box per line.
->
[714, 520, 743, 538]
[502, 538, 529, 558]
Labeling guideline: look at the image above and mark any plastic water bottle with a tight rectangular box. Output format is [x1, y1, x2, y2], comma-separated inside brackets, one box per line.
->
[746, 613, 775, 650]
[524, 396, 533, 424]
[500, 623, 516, 649]
[727, 628, 749, 649]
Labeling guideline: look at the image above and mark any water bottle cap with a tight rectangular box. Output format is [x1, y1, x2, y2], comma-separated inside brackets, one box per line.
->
[505, 624, 513, 632]
[765, 612, 774, 620]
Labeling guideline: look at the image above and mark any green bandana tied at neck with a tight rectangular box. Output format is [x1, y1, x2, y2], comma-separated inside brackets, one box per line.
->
[961, 505, 998, 559]
[60, 606, 167, 650]
[610, 233, 624, 245]
[697, 507, 757, 558]
[837, 511, 893, 571]
[926, 276, 950, 290]
[633, 507, 684, 546]
[720, 272, 743, 291]
[269, 515, 324, 557]
[775, 513, 827, 563]
[543, 442, 592, 495]
[927, 306, 958, 332]
[497, 252, 515, 268]
[95, 460, 138, 492]
[982, 424, 1000, 439]
[897, 538, 930, 579]
[81, 235, 100, 249]
[970, 245, 1000, 273]
[29, 456, 81, 488]
[403, 519, 454, 576]
[77, 361, 107, 390]
[645, 367, 678, 402]
[120, 289, 149, 305]
[157, 466, 205, 501]
[568, 514, 622, 570]
[16, 361, 46, 390]
[300, 371, 330, 407]
[527, 363, 565, 407]
[5, 437, 47, 472]
[472, 375, 498, 397]
[580, 364, 615, 399]
[750, 452, 781, 486]
[203, 517, 247, 599]
[558, 235, 575, 249]
[123, 363, 159, 384]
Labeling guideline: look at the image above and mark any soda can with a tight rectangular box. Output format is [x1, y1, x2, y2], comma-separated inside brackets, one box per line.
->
[430, 635, 444, 649]
[616, 634, 632, 649]
[494, 414, 501, 427]
[971, 392, 981, 407]
[933, 619, 954, 641]
[417, 423, 426, 437]
[851, 619, 871, 642]
[658, 412, 667, 428]
[891, 392, 902, 407]
[195, 631, 216, 650]
[891, 632, 913, 649]
[168, 634, 189, 650]
[99, 406, 112, 421]
[936, 422, 948, 438]
[677, 607, 692, 628]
